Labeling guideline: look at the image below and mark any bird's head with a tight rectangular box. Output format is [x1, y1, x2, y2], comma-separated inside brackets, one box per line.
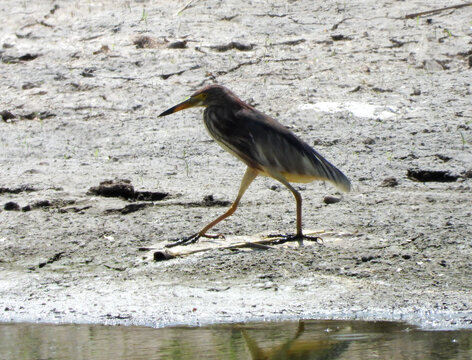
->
[159, 84, 235, 117]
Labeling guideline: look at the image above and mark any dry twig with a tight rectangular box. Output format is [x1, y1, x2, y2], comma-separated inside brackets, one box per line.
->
[176, 0, 201, 16]
[405, 2, 472, 19]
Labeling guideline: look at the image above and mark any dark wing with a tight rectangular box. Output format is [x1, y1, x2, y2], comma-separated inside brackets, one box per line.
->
[204, 106, 351, 192]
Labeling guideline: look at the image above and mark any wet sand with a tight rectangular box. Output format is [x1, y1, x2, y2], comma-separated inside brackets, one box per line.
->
[1, 0, 471, 329]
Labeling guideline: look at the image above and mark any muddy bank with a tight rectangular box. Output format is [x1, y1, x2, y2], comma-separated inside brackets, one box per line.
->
[1, 0, 471, 329]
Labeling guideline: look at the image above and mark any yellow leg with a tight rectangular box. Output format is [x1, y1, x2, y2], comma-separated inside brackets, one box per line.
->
[269, 172, 321, 244]
[275, 177, 303, 237]
[166, 167, 258, 247]
[198, 166, 258, 236]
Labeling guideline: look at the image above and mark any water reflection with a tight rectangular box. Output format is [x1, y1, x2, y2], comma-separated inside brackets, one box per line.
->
[0, 320, 471, 360]
[240, 321, 349, 359]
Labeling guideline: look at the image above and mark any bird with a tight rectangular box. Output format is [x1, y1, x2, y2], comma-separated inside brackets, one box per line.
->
[158, 84, 351, 247]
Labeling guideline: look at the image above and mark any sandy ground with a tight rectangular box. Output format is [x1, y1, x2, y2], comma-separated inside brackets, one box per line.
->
[1, 0, 471, 329]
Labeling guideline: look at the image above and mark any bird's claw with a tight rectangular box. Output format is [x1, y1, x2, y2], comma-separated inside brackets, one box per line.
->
[266, 233, 324, 245]
[165, 233, 201, 248]
[165, 232, 225, 248]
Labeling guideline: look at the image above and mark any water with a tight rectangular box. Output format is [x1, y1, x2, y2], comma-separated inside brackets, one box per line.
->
[0, 320, 471, 360]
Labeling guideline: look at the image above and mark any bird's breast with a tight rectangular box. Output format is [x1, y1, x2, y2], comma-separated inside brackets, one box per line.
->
[203, 107, 262, 170]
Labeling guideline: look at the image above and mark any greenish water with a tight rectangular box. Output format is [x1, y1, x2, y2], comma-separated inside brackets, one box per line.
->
[0, 320, 471, 360]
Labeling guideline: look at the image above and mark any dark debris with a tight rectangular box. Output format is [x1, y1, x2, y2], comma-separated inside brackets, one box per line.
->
[210, 41, 254, 52]
[88, 179, 168, 201]
[407, 169, 458, 183]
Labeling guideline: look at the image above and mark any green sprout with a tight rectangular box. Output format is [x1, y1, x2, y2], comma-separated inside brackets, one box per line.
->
[181, 149, 190, 177]
[459, 131, 467, 150]
[139, 7, 148, 24]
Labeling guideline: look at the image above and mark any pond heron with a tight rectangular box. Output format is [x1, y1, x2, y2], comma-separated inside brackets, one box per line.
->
[159, 85, 350, 246]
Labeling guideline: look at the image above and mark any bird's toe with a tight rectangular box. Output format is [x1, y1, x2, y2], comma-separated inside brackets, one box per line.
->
[165, 233, 201, 248]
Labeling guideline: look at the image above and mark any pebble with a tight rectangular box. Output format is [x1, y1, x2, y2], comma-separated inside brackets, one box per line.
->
[4, 201, 20, 211]
[380, 177, 398, 187]
[323, 195, 341, 204]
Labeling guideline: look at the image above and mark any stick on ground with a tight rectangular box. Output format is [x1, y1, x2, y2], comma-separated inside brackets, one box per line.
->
[175, 0, 201, 16]
[405, 2, 472, 19]
[147, 231, 327, 262]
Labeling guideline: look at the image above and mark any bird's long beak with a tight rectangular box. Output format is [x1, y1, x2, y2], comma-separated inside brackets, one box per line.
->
[158, 96, 201, 117]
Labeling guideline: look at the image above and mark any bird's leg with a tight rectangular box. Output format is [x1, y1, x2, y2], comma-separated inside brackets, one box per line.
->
[267, 175, 323, 245]
[165, 167, 258, 248]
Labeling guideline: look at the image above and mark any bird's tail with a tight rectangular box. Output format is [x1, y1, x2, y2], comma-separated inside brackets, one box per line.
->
[310, 148, 351, 193]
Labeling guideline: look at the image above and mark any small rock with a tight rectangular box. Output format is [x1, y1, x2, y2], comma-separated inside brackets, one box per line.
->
[363, 137, 376, 145]
[167, 40, 187, 49]
[133, 35, 163, 49]
[4, 201, 20, 211]
[203, 194, 214, 203]
[361, 255, 375, 263]
[380, 177, 398, 187]
[0, 110, 16, 122]
[153, 250, 175, 261]
[331, 34, 352, 41]
[18, 53, 39, 61]
[323, 195, 341, 204]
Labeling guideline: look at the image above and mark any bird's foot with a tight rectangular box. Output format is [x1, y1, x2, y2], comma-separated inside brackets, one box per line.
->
[265, 233, 323, 245]
[165, 233, 200, 248]
[165, 232, 225, 248]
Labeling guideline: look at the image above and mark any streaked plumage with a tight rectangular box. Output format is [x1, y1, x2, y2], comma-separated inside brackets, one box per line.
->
[159, 84, 350, 245]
